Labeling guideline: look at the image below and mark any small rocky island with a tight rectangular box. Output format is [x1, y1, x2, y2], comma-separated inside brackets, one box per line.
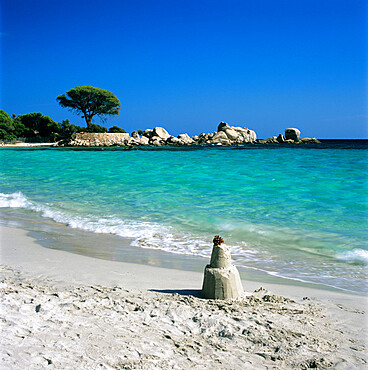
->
[62, 122, 319, 147]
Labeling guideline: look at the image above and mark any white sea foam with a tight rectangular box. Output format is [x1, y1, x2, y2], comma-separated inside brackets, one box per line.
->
[0, 192, 261, 262]
[0, 192, 30, 208]
[337, 249, 368, 265]
[1, 192, 365, 294]
[0, 192, 213, 258]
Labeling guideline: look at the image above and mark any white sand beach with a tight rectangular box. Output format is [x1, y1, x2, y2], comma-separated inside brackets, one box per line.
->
[1, 225, 367, 369]
[1, 143, 55, 148]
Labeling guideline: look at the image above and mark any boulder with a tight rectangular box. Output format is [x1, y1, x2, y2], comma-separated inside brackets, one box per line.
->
[285, 128, 301, 142]
[211, 131, 228, 142]
[143, 129, 153, 138]
[139, 136, 149, 145]
[232, 127, 257, 143]
[150, 137, 164, 146]
[277, 134, 285, 143]
[131, 131, 140, 139]
[202, 236, 244, 300]
[258, 136, 278, 144]
[217, 122, 231, 132]
[247, 129, 257, 142]
[224, 128, 239, 141]
[153, 126, 170, 140]
[212, 138, 230, 145]
[177, 133, 193, 144]
[167, 136, 181, 145]
[129, 139, 140, 146]
[197, 133, 210, 144]
[299, 137, 320, 143]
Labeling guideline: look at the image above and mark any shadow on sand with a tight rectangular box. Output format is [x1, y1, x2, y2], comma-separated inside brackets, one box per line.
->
[150, 289, 203, 298]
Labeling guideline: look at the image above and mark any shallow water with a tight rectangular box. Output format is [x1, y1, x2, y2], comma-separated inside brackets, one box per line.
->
[1, 141, 367, 294]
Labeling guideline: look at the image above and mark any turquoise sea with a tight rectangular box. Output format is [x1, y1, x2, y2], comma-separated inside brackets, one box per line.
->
[1, 141, 367, 294]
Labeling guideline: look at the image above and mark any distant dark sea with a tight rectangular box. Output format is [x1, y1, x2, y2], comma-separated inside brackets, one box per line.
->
[1, 139, 367, 294]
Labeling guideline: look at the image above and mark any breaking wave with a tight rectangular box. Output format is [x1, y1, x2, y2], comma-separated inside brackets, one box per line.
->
[1, 191, 366, 294]
[337, 249, 368, 266]
[0, 192, 219, 259]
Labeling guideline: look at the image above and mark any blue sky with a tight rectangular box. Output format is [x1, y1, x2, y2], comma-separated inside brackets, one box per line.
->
[1, 0, 367, 138]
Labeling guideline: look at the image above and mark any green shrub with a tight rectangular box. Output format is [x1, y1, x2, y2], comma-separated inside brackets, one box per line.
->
[85, 123, 107, 133]
[108, 126, 126, 133]
[58, 119, 84, 140]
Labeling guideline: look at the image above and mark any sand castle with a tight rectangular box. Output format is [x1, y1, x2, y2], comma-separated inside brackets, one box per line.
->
[202, 235, 244, 299]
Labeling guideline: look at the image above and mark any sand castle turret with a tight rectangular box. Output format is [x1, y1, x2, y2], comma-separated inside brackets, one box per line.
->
[201, 235, 244, 299]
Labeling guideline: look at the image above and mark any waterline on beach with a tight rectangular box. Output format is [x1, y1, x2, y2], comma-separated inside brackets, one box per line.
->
[1, 190, 366, 295]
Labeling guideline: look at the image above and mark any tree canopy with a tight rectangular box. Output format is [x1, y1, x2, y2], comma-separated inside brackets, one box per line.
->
[0, 110, 14, 132]
[15, 113, 60, 138]
[56, 86, 121, 127]
[0, 110, 15, 140]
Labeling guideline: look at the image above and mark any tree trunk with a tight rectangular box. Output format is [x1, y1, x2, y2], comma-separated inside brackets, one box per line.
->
[85, 115, 92, 128]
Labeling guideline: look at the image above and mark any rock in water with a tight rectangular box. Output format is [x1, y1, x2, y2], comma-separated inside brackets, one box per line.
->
[153, 126, 171, 140]
[285, 128, 301, 142]
[177, 133, 193, 144]
[277, 134, 285, 143]
[202, 236, 244, 299]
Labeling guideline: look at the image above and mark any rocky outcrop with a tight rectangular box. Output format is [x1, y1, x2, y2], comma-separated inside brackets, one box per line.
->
[217, 122, 257, 143]
[177, 133, 194, 144]
[211, 131, 230, 145]
[258, 136, 278, 144]
[257, 129, 320, 144]
[61, 123, 319, 147]
[202, 235, 243, 300]
[195, 122, 257, 145]
[63, 122, 257, 147]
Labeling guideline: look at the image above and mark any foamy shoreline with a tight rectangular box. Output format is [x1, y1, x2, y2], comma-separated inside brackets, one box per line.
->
[1, 225, 367, 369]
